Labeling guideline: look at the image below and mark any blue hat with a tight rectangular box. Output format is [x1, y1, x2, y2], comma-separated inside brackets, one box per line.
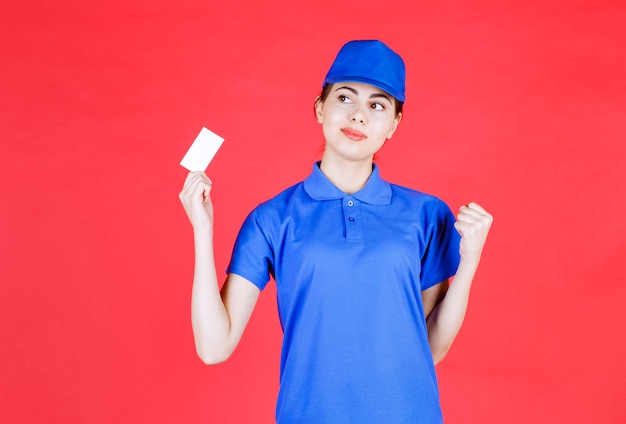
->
[323, 40, 406, 102]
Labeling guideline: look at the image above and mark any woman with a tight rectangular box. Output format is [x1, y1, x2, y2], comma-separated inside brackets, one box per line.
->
[180, 40, 493, 423]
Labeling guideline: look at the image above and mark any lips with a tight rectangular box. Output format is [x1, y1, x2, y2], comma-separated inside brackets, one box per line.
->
[341, 128, 367, 141]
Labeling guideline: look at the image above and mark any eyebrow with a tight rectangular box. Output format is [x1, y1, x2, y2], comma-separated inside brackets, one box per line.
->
[335, 86, 392, 103]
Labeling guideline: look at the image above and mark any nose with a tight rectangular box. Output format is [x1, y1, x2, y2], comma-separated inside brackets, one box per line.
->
[351, 108, 366, 124]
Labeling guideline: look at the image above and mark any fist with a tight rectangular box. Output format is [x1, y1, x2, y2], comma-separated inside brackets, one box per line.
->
[454, 202, 493, 265]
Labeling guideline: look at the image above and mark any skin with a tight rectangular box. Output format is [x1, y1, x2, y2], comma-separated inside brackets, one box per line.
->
[315, 83, 401, 193]
[179, 81, 493, 365]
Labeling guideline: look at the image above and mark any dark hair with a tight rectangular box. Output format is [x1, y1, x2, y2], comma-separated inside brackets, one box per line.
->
[317, 83, 404, 117]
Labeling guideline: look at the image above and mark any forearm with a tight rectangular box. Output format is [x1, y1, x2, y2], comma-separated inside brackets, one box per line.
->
[427, 201, 493, 363]
[426, 259, 478, 364]
[190, 227, 233, 364]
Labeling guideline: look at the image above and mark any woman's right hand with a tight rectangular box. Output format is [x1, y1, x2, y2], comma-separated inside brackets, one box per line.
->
[179, 172, 214, 231]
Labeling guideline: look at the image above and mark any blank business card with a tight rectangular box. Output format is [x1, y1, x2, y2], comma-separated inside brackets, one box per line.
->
[179, 127, 225, 172]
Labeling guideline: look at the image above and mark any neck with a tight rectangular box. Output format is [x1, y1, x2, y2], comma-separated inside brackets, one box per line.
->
[319, 156, 374, 194]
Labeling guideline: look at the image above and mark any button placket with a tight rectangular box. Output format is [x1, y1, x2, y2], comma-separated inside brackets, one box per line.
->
[343, 197, 363, 241]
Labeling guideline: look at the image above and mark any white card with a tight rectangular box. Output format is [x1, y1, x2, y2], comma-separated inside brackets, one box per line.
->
[179, 127, 225, 172]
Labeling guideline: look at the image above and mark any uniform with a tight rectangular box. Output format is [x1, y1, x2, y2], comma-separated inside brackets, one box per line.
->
[228, 162, 460, 423]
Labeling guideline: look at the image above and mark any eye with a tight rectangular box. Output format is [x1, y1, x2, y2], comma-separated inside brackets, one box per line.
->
[371, 102, 385, 111]
[338, 95, 352, 103]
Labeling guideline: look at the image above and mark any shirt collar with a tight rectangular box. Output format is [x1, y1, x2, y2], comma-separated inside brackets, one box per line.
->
[303, 162, 392, 205]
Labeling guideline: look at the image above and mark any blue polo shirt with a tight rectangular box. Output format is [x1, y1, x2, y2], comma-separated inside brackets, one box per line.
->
[227, 163, 460, 423]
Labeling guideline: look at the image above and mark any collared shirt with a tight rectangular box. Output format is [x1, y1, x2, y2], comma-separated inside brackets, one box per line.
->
[228, 162, 460, 424]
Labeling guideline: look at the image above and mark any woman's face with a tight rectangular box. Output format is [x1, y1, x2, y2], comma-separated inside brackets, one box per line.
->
[315, 82, 402, 164]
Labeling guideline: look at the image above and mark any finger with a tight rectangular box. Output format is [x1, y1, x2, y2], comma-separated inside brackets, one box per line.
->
[457, 212, 493, 230]
[201, 181, 212, 203]
[183, 172, 211, 188]
[454, 221, 470, 236]
[183, 171, 203, 187]
[460, 203, 493, 224]
[181, 174, 212, 203]
[181, 175, 201, 199]
[467, 202, 489, 215]
[457, 206, 485, 221]
[459, 203, 485, 217]
[456, 213, 479, 224]
[192, 178, 212, 201]
[458, 208, 482, 222]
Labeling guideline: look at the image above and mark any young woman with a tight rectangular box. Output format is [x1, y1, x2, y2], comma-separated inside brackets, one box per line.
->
[180, 40, 493, 423]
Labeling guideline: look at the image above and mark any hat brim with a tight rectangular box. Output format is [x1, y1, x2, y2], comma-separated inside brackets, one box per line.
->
[324, 76, 405, 103]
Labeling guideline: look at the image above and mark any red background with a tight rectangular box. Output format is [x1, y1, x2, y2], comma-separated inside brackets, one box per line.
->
[2, 1, 625, 422]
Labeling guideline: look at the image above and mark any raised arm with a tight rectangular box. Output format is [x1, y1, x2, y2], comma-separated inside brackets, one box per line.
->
[424, 202, 493, 364]
[179, 172, 260, 365]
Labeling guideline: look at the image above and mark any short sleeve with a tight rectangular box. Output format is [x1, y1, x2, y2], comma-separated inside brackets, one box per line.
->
[226, 207, 274, 290]
[420, 198, 461, 290]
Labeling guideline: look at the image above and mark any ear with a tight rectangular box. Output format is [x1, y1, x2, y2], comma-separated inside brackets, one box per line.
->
[386, 112, 402, 139]
[314, 96, 324, 123]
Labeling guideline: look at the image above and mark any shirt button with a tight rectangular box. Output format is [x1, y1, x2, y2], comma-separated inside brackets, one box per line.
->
[347, 200, 354, 206]
[348, 217, 355, 222]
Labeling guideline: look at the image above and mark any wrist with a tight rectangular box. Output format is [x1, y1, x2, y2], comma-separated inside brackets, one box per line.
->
[192, 223, 214, 238]
[456, 257, 480, 277]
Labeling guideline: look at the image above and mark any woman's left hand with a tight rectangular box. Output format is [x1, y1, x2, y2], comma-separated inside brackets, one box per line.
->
[454, 202, 493, 266]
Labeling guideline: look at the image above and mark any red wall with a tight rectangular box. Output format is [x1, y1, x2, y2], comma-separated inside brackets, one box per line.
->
[2, 1, 625, 422]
